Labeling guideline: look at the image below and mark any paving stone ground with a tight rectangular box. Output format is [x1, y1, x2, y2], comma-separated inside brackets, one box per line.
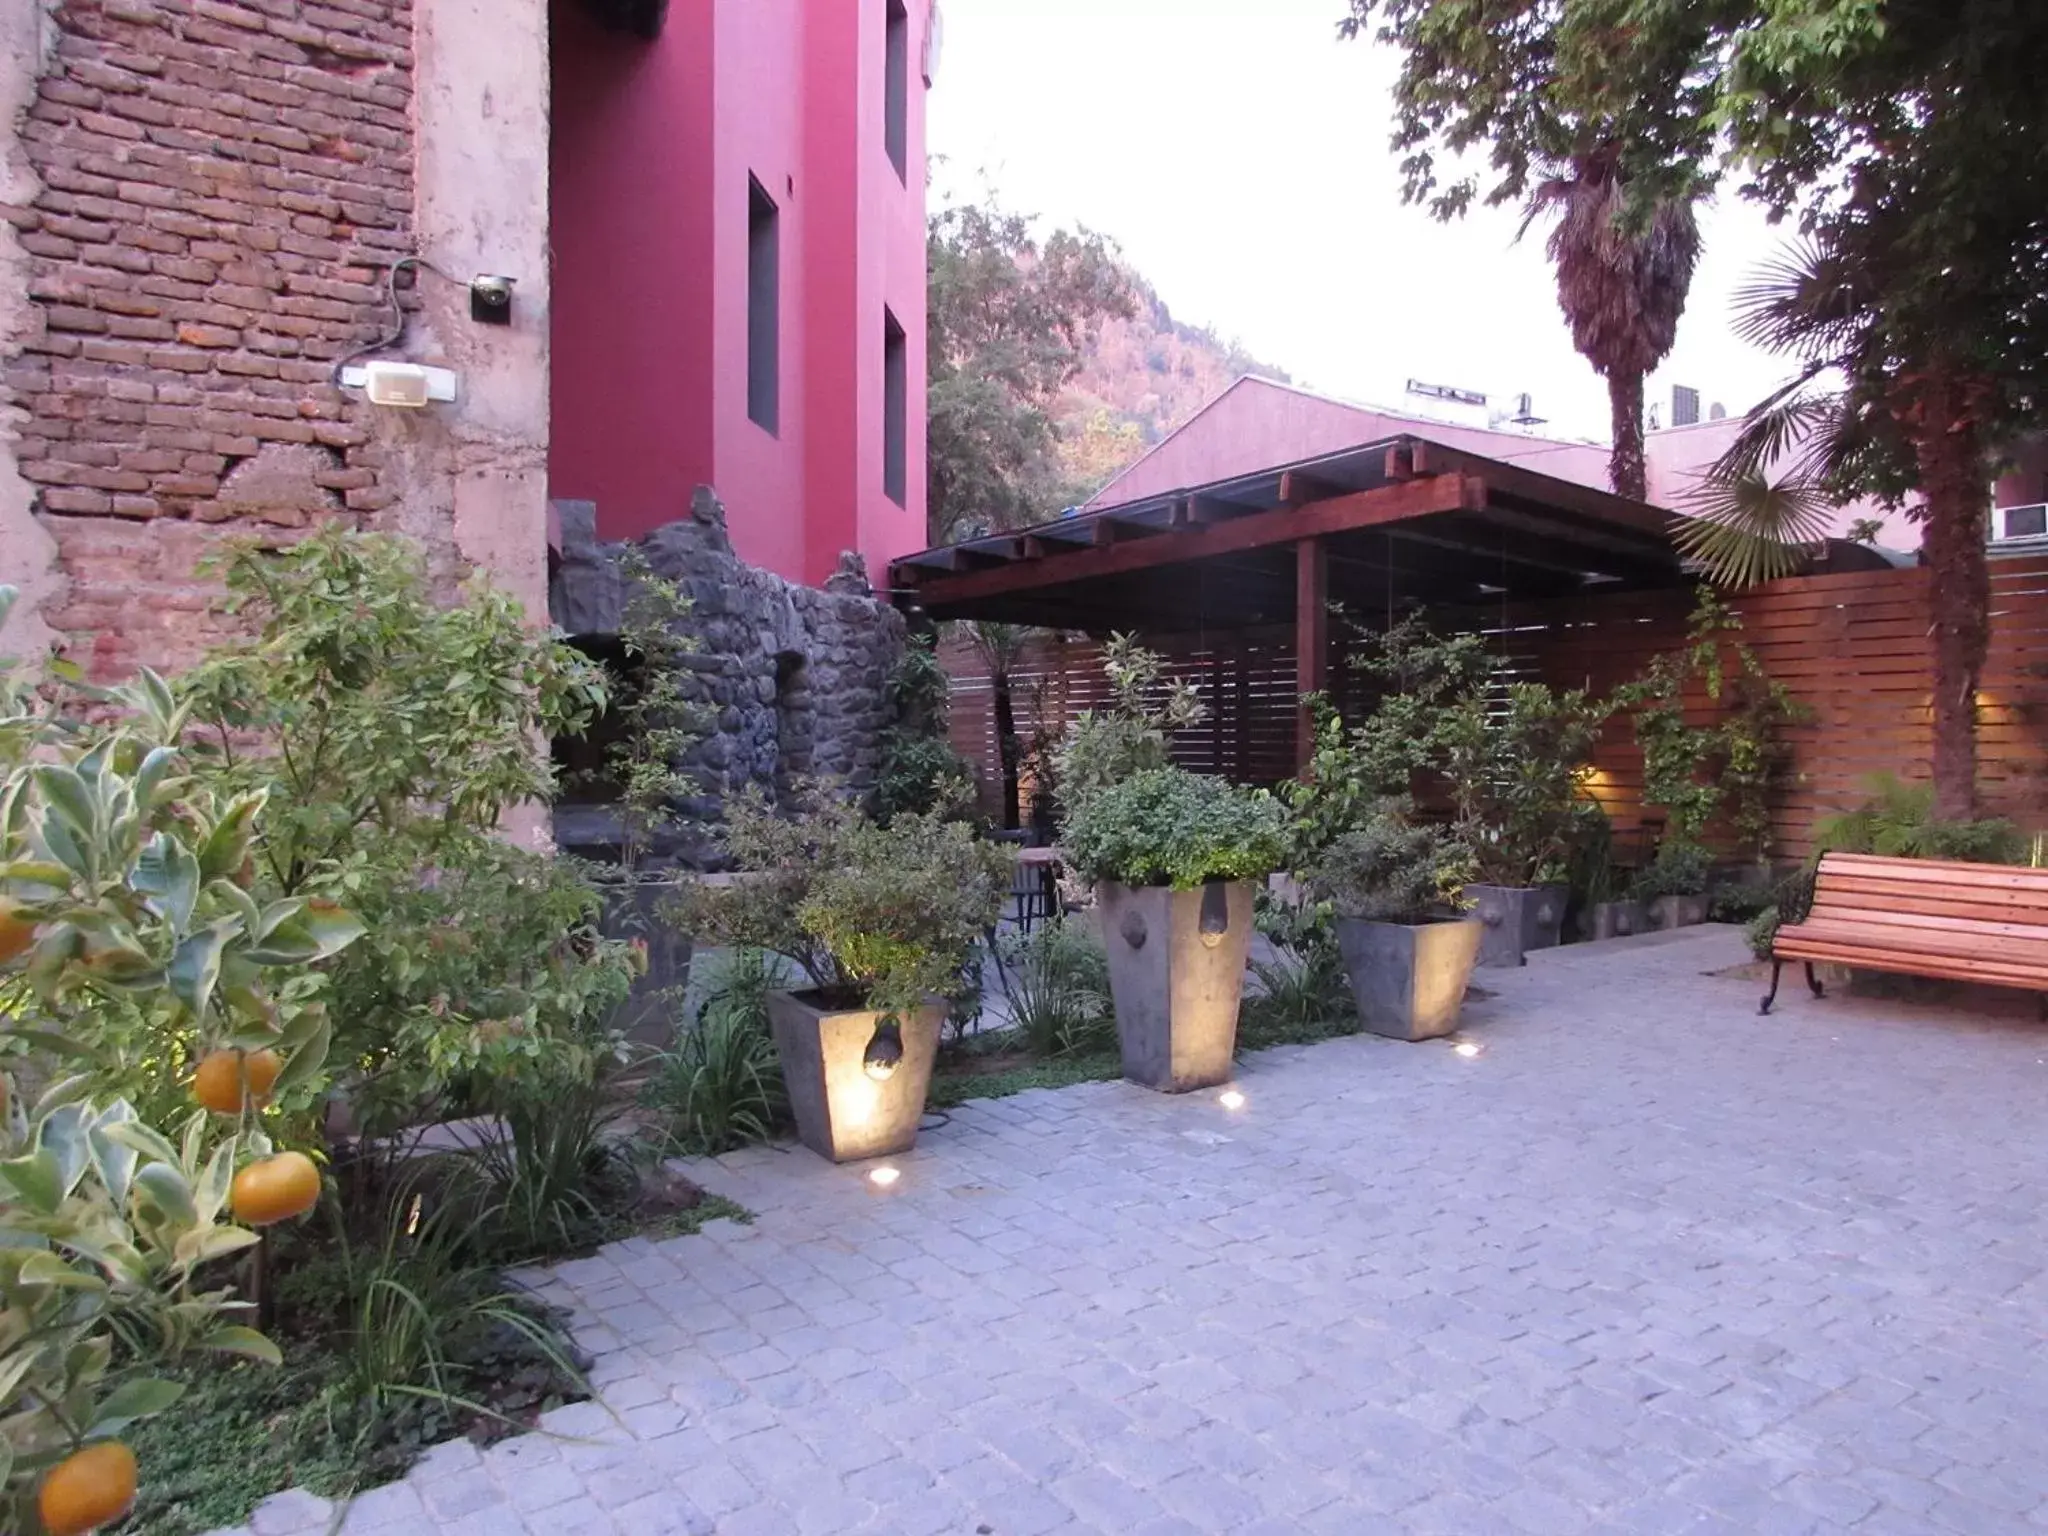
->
[216, 928, 2048, 1535]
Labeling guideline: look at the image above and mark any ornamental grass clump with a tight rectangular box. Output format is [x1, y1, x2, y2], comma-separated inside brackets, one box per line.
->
[1061, 767, 1288, 890]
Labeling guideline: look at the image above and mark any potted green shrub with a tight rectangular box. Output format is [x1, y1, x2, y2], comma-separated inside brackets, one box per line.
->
[1061, 766, 1287, 1092]
[681, 792, 1007, 1161]
[1302, 800, 1481, 1040]
[1630, 839, 1714, 930]
[1437, 682, 1610, 967]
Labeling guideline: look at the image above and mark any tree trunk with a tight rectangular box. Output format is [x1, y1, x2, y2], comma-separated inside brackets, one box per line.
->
[1607, 371, 1647, 502]
[1912, 381, 1991, 822]
[992, 669, 1021, 830]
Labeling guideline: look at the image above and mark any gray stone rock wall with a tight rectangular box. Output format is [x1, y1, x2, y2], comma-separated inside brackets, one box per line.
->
[549, 488, 906, 867]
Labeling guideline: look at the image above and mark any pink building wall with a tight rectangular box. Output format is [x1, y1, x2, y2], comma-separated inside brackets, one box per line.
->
[549, 0, 930, 586]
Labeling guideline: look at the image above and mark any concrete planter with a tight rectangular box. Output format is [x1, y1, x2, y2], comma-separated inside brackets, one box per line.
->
[1466, 883, 1569, 968]
[1589, 898, 1650, 941]
[1647, 893, 1710, 931]
[1333, 916, 1482, 1041]
[765, 992, 944, 1163]
[1098, 879, 1254, 1093]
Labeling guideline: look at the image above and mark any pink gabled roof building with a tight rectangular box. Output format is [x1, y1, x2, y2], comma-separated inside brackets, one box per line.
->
[1084, 376, 1922, 549]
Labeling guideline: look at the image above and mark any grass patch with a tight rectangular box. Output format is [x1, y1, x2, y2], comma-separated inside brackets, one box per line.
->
[120, 1184, 754, 1536]
[928, 1049, 1122, 1108]
[927, 993, 1403, 1111]
[125, 1353, 356, 1535]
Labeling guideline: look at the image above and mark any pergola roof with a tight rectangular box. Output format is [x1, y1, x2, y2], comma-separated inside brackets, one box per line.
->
[892, 435, 1689, 630]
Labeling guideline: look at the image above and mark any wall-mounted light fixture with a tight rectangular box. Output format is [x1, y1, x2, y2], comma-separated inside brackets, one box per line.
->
[469, 274, 515, 325]
[340, 360, 458, 408]
[862, 1018, 904, 1082]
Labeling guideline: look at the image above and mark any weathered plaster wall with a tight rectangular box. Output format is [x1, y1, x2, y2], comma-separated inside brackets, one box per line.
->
[550, 487, 908, 869]
[0, 0, 61, 670]
[412, 0, 551, 629]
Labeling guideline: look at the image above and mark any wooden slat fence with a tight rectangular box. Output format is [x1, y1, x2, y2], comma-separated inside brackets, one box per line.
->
[939, 558, 2048, 859]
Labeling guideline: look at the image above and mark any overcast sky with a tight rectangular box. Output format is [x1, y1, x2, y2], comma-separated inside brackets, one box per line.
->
[927, 0, 1796, 445]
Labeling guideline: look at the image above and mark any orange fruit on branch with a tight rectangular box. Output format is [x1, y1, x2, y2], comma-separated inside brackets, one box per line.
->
[38, 1440, 138, 1535]
[0, 898, 37, 965]
[191, 1048, 282, 1114]
[229, 1151, 321, 1226]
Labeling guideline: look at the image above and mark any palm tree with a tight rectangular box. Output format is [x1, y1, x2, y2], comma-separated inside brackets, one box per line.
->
[963, 620, 1031, 830]
[1676, 242, 1998, 820]
[1523, 152, 1704, 502]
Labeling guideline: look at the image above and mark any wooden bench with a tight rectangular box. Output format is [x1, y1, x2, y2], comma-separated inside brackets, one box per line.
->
[1762, 851, 2048, 1015]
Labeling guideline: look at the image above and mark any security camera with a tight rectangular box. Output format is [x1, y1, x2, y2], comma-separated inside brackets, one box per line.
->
[469, 274, 515, 324]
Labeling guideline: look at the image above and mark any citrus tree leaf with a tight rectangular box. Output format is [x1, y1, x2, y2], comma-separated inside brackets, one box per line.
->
[199, 1325, 283, 1366]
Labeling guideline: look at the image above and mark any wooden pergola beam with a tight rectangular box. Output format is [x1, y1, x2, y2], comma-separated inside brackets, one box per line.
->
[898, 472, 1484, 606]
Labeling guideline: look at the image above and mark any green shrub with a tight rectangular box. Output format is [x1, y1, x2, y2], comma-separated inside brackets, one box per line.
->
[177, 529, 637, 1141]
[0, 610, 364, 1527]
[1062, 767, 1287, 890]
[1053, 634, 1205, 815]
[1437, 680, 1610, 887]
[683, 790, 1008, 1017]
[1629, 839, 1714, 902]
[1299, 798, 1476, 923]
[1242, 893, 1350, 1041]
[1813, 773, 2025, 863]
[875, 636, 976, 825]
[647, 949, 789, 1155]
[997, 919, 1113, 1058]
[1615, 590, 1805, 864]
[1303, 618, 1606, 888]
[796, 810, 1010, 1016]
[300, 1170, 587, 1467]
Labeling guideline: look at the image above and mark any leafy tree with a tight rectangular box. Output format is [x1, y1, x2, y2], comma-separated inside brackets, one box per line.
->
[1054, 408, 1147, 503]
[874, 635, 975, 825]
[1672, 0, 2048, 818]
[927, 195, 1135, 543]
[0, 619, 362, 1528]
[1053, 634, 1205, 816]
[1340, 0, 1718, 499]
[960, 620, 1034, 829]
[179, 530, 637, 1137]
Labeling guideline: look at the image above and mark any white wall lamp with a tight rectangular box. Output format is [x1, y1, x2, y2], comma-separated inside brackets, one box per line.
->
[340, 360, 459, 408]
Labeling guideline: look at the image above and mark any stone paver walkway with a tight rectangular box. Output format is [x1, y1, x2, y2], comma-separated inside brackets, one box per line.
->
[218, 928, 2048, 1534]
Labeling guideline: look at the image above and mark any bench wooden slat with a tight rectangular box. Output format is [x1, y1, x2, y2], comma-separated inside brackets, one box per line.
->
[1771, 851, 2048, 1002]
[1781, 921, 2048, 967]
[1812, 879, 2048, 912]
[1820, 852, 2048, 889]
[1803, 903, 2048, 942]
[1772, 941, 2048, 990]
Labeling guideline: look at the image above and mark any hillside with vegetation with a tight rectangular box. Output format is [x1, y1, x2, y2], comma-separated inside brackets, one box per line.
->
[1052, 272, 1292, 502]
[926, 196, 1292, 542]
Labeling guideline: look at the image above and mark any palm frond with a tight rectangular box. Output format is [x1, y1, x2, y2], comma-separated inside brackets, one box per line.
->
[1732, 241, 1864, 360]
[1673, 469, 1837, 587]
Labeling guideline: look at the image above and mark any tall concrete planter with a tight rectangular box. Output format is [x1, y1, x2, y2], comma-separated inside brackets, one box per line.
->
[1589, 898, 1649, 941]
[1466, 883, 1569, 968]
[1647, 893, 1709, 931]
[765, 992, 944, 1163]
[1334, 916, 1482, 1041]
[1098, 879, 1254, 1093]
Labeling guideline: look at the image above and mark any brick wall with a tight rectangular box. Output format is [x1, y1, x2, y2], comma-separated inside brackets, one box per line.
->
[6, 0, 416, 678]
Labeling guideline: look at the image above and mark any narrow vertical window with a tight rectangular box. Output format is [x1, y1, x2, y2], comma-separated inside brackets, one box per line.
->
[747, 176, 779, 434]
[884, 0, 909, 182]
[883, 307, 907, 506]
